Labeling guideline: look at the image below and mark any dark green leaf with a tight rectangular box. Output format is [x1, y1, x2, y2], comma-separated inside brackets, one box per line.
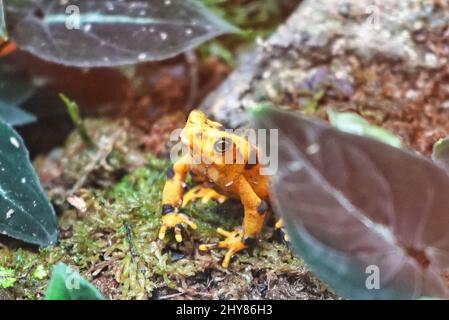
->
[253, 106, 449, 300]
[45, 263, 105, 300]
[0, 0, 7, 39]
[0, 119, 58, 246]
[0, 103, 36, 126]
[8, 0, 238, 67]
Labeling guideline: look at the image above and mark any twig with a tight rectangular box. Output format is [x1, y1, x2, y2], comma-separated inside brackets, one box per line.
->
[185, 50, 199, 108]
[123, 221, 138, 260]
[68, 130, 122, 196]
[158, 292, 186, 300]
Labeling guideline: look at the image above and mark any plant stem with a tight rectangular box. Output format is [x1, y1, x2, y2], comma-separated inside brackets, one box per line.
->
[59, 94, 96, 149]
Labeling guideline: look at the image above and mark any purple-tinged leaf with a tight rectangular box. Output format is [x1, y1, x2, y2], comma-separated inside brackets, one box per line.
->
[7, 0, 238, 67]
[253, 106, 449, 299]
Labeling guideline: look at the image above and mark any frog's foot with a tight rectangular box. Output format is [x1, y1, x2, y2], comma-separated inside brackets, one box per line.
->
[159, 212, 197, 243]
[182, 185, 227, 207]
[274, 219, 289, 242]
[199, 227, 250, 268]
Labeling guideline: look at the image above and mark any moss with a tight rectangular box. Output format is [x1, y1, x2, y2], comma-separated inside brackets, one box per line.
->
[0, 267, 16, 288]
[1, 118, 332, 300]
[1, 153, 307, 299]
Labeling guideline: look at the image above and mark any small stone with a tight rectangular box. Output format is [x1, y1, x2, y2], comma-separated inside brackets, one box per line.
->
[441, 101, 449, 109]
[67, 196, 87, 213]
[425, 53, 438, 68]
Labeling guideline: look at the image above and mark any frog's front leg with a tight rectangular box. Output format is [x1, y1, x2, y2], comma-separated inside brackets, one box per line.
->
[159, 157, 197, 242]
[182, 184, 228, 207]
[200, 177, 269, 268]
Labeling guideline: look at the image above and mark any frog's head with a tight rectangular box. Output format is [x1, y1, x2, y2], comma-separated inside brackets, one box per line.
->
[180, 110, 250, 166]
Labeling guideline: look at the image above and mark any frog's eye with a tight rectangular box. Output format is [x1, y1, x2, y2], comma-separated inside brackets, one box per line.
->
[214, 137, 233, 154]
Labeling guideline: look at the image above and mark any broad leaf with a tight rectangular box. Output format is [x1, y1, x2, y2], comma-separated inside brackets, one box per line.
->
[45, 263, 105, 300]
[8, 0, 238, 67]
[328, 109, 402, 148]
[0, 103, 36, 126]
[0, 119, 58, 246]
[0, 0, 7, 40]
[253, 106, 449, 299]
[432, 137, 449, 172]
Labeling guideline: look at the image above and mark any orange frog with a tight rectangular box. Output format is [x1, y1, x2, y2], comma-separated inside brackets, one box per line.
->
[158, 110, 276, 268]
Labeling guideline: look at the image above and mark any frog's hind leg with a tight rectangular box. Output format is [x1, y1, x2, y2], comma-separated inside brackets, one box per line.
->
[182, 184, 228, 207]
[199, 177, 269, 268]
[199, 227, 247, 268]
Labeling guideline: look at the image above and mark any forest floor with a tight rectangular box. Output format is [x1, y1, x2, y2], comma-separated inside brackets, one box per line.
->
[1, 0, 340, 300]
[2, 0, 448, 300]
[1, 117, 337, 300]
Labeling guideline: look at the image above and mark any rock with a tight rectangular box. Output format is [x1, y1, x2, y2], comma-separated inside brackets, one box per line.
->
[201, 0, 449, 153]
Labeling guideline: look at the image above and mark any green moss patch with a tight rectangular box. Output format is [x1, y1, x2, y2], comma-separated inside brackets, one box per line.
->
[1, 119, 334, 300]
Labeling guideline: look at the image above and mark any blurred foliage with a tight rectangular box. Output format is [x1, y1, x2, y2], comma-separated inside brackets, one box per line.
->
[254, 106, 449, 299]
[0, 267, 16, 288]
[200, 0, 301, 66]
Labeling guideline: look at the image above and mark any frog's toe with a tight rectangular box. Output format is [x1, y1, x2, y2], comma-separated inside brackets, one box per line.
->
[274, 219, 289, 242]
[182, 185, 228, 207]
[172, 226, 181, 242]
[159, 212, 197, 242]
[158, 225, 168, 240]
[199, 227, 249, 268]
